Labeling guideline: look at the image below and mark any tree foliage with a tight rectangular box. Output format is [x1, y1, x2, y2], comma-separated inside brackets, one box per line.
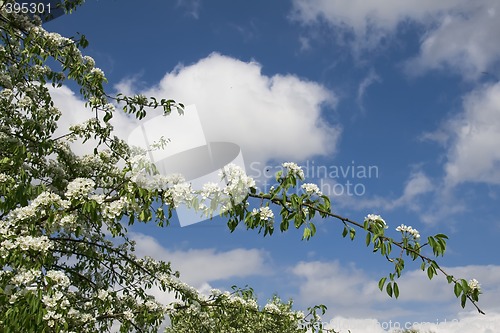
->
[0, 1, 483, 332]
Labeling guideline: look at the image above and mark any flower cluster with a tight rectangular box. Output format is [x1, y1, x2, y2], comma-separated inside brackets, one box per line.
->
[65, 178, 95, 199]
[1, 235, 52, 254]
[468, 278, 481, 292]
[166, 183, 195, 208]
[42, 291, 70, 327]
[282, 162, 305, 180]
[252, 206, 274, 221]
[364, 214, 388, 229]
[45, 270, 71, 288]
[10, 268, 41, 287]
[90, 67, 105, 79]
[301, 183, 322, 196]
[220, 163, 256, 198]
[102, 197, 127, 220]
[395, 224, 420, 240]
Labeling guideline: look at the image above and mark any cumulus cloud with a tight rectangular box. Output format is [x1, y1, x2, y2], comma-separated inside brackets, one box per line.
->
[50, 84, 142, 157]
[443, 82, 500, 187]
[292, 260, 500, 327]
[331, 170, 434, 214]
[117, 52, 340, 165]
[50, 53, 340, 169]
[131, 233, 271, 287]
[290, 0, 500, 78]
[404, 2, 500, 80]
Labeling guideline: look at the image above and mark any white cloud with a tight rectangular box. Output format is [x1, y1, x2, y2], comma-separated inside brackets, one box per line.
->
[175, 0, 201, 19]
[405, 2, 500, 80]
[443, 82, 500, 187]
[118, 52, 340, 165]
[357, 69, 381, 112]
[290, 0, 500, 78]
[331, 170, 434, 214]
[291, 260, 500, 322]
[50, 84, 142, 157]
[131, 233, 272, 286]
[51, 53, 339, 167]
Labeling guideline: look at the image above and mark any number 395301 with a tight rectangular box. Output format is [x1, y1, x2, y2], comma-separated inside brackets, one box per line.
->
[3, 2, 51, 15]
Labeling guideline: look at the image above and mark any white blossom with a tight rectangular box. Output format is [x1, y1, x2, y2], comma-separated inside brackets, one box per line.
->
[263, 303, 281, 314]
[83, 55, 95, 67]
[252, 206, 274, 221]
[395, 224, 420, 240]
[468, 278, 481, 292]
[0, 173, 9, 183]
[166, 183, 195, 208]
[65, 178, 95, 199]
[45, 270, 70, 288]
[14, 235, 52, 252]
[365, 214, 388, 229]
[201, 182, 221, 199]
[97, 289, 110, 301]
[18, 95, 32, 108]
[102, 197, 127, 219]
[282, 162, 305, 180]
[90, 68, 105, 78]
[11, 268, 41, 286]
[220, 164, 255, 199]
[123, 310, 134, 321]
[301, 183, 322, 196]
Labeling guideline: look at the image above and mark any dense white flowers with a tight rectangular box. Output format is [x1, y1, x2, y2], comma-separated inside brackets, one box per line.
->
[0, 88, 13, 99]
[364, 214, 388, 229]
[1, 235, 52, 254]
[97, 289, 110, 301]
[166, 183, 195, 208]
[102, 197, 127, 220]
[396, 224, 421, 240]
[18, 95, 32, 108]
[201, 182, 221, 199]
[83, 55, 95, 68]
[123, 310, 134, 321]
[468, 278, 481, 292]
[263, 303, 281, 314]
[10, 268, 41, 287]
[90, 67, 105, 79]
[65, 178, 95, 199]
[45, 270, 70, 288]
[301, 183, 322, 196]
[282, 162, 305, 179]
[252, 206, 274, 221]
[220, 163, 255, 197]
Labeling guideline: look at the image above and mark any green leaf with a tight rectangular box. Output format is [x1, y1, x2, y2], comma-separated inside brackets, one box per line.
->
[365, 232, 371, 246]
[386, 282, 393, 297]
[378, 277, 387, 291]
[309, 222, 316, 236]
[454, 283, 462, 298]
[349, 228, 356, 240]
[303, 227, 311, 240]
[461, 294, 467, 308]
[427, 266, 435, 280]
[393, 282, 399, 298]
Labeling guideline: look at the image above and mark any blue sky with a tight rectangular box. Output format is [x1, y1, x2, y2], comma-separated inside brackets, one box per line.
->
[45, 1, 500, 332]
